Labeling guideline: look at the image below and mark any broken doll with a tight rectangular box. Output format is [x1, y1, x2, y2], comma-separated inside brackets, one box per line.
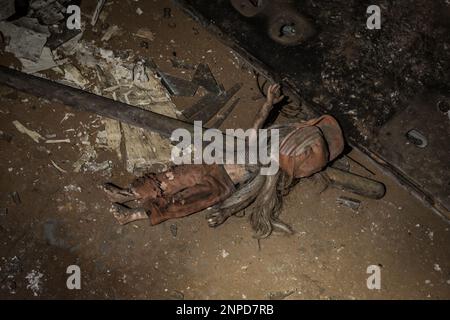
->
[104, 84, 344, 238]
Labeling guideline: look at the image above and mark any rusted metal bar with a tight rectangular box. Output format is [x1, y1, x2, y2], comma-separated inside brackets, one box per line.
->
[0, 65, 196, 139]
[324, 167, 386, 199]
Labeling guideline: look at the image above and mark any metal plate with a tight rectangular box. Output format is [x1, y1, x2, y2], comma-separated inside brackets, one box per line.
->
[377, 93, 450, 213]
[175, 0, 450, 217]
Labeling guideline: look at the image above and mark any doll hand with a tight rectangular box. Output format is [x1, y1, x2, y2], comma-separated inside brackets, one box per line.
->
[266, 83, 284, 105]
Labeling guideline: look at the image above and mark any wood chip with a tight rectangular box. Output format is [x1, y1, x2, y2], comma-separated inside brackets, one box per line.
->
[50, 160, 67, 173]
[134, 28, 155, 41]
[12, 120, 44, 143]
[45, 139, 71, 144]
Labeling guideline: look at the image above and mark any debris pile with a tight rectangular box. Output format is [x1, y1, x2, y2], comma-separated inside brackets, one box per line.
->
[1, 1, 183, 175]
[0, 0, 82, 73]
[56, 38, 182, 173]
[0, 0, 246, 174]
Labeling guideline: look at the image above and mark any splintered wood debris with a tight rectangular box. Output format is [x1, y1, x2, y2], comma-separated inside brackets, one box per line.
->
[0, 1, 77, 73]
[0, 19, 48, 62]
[2, 4, 178, 176]
[57, 39, 179, 175]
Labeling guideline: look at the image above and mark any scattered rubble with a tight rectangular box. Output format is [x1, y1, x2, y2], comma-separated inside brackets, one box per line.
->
[0, 0, 83, 74]
[72, 144, 112, 175]
[0, 0, 448, 301]
[84, 160, 112, 174]
[73, 145, 97, 173]
[1, 0, 238, 178]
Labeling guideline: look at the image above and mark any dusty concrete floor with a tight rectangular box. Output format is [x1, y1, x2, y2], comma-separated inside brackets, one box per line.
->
[0, 0, 449, 299]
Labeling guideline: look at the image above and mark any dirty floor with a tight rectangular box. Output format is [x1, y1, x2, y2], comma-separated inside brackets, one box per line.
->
[0, 0, 449, 299]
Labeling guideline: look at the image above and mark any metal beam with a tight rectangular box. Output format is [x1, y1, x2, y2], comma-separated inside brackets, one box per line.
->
[0, 65, 196, 139]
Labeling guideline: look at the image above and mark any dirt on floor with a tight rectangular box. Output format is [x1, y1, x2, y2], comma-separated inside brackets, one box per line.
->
[0, 0, 449, 299]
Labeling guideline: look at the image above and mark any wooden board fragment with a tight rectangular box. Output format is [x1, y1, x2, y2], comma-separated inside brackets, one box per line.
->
[121, 77, 179, 175]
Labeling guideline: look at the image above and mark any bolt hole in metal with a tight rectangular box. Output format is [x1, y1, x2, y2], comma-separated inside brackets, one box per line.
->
[406, 129, 428, 148]
[437, 99, 450, 114]
[280, 24, 297, 37]
[231, 0, 315, 45]
[268, 12, 316, 46]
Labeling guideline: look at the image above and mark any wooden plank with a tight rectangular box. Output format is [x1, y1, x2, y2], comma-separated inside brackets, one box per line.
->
[121, 78, 179, 174]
